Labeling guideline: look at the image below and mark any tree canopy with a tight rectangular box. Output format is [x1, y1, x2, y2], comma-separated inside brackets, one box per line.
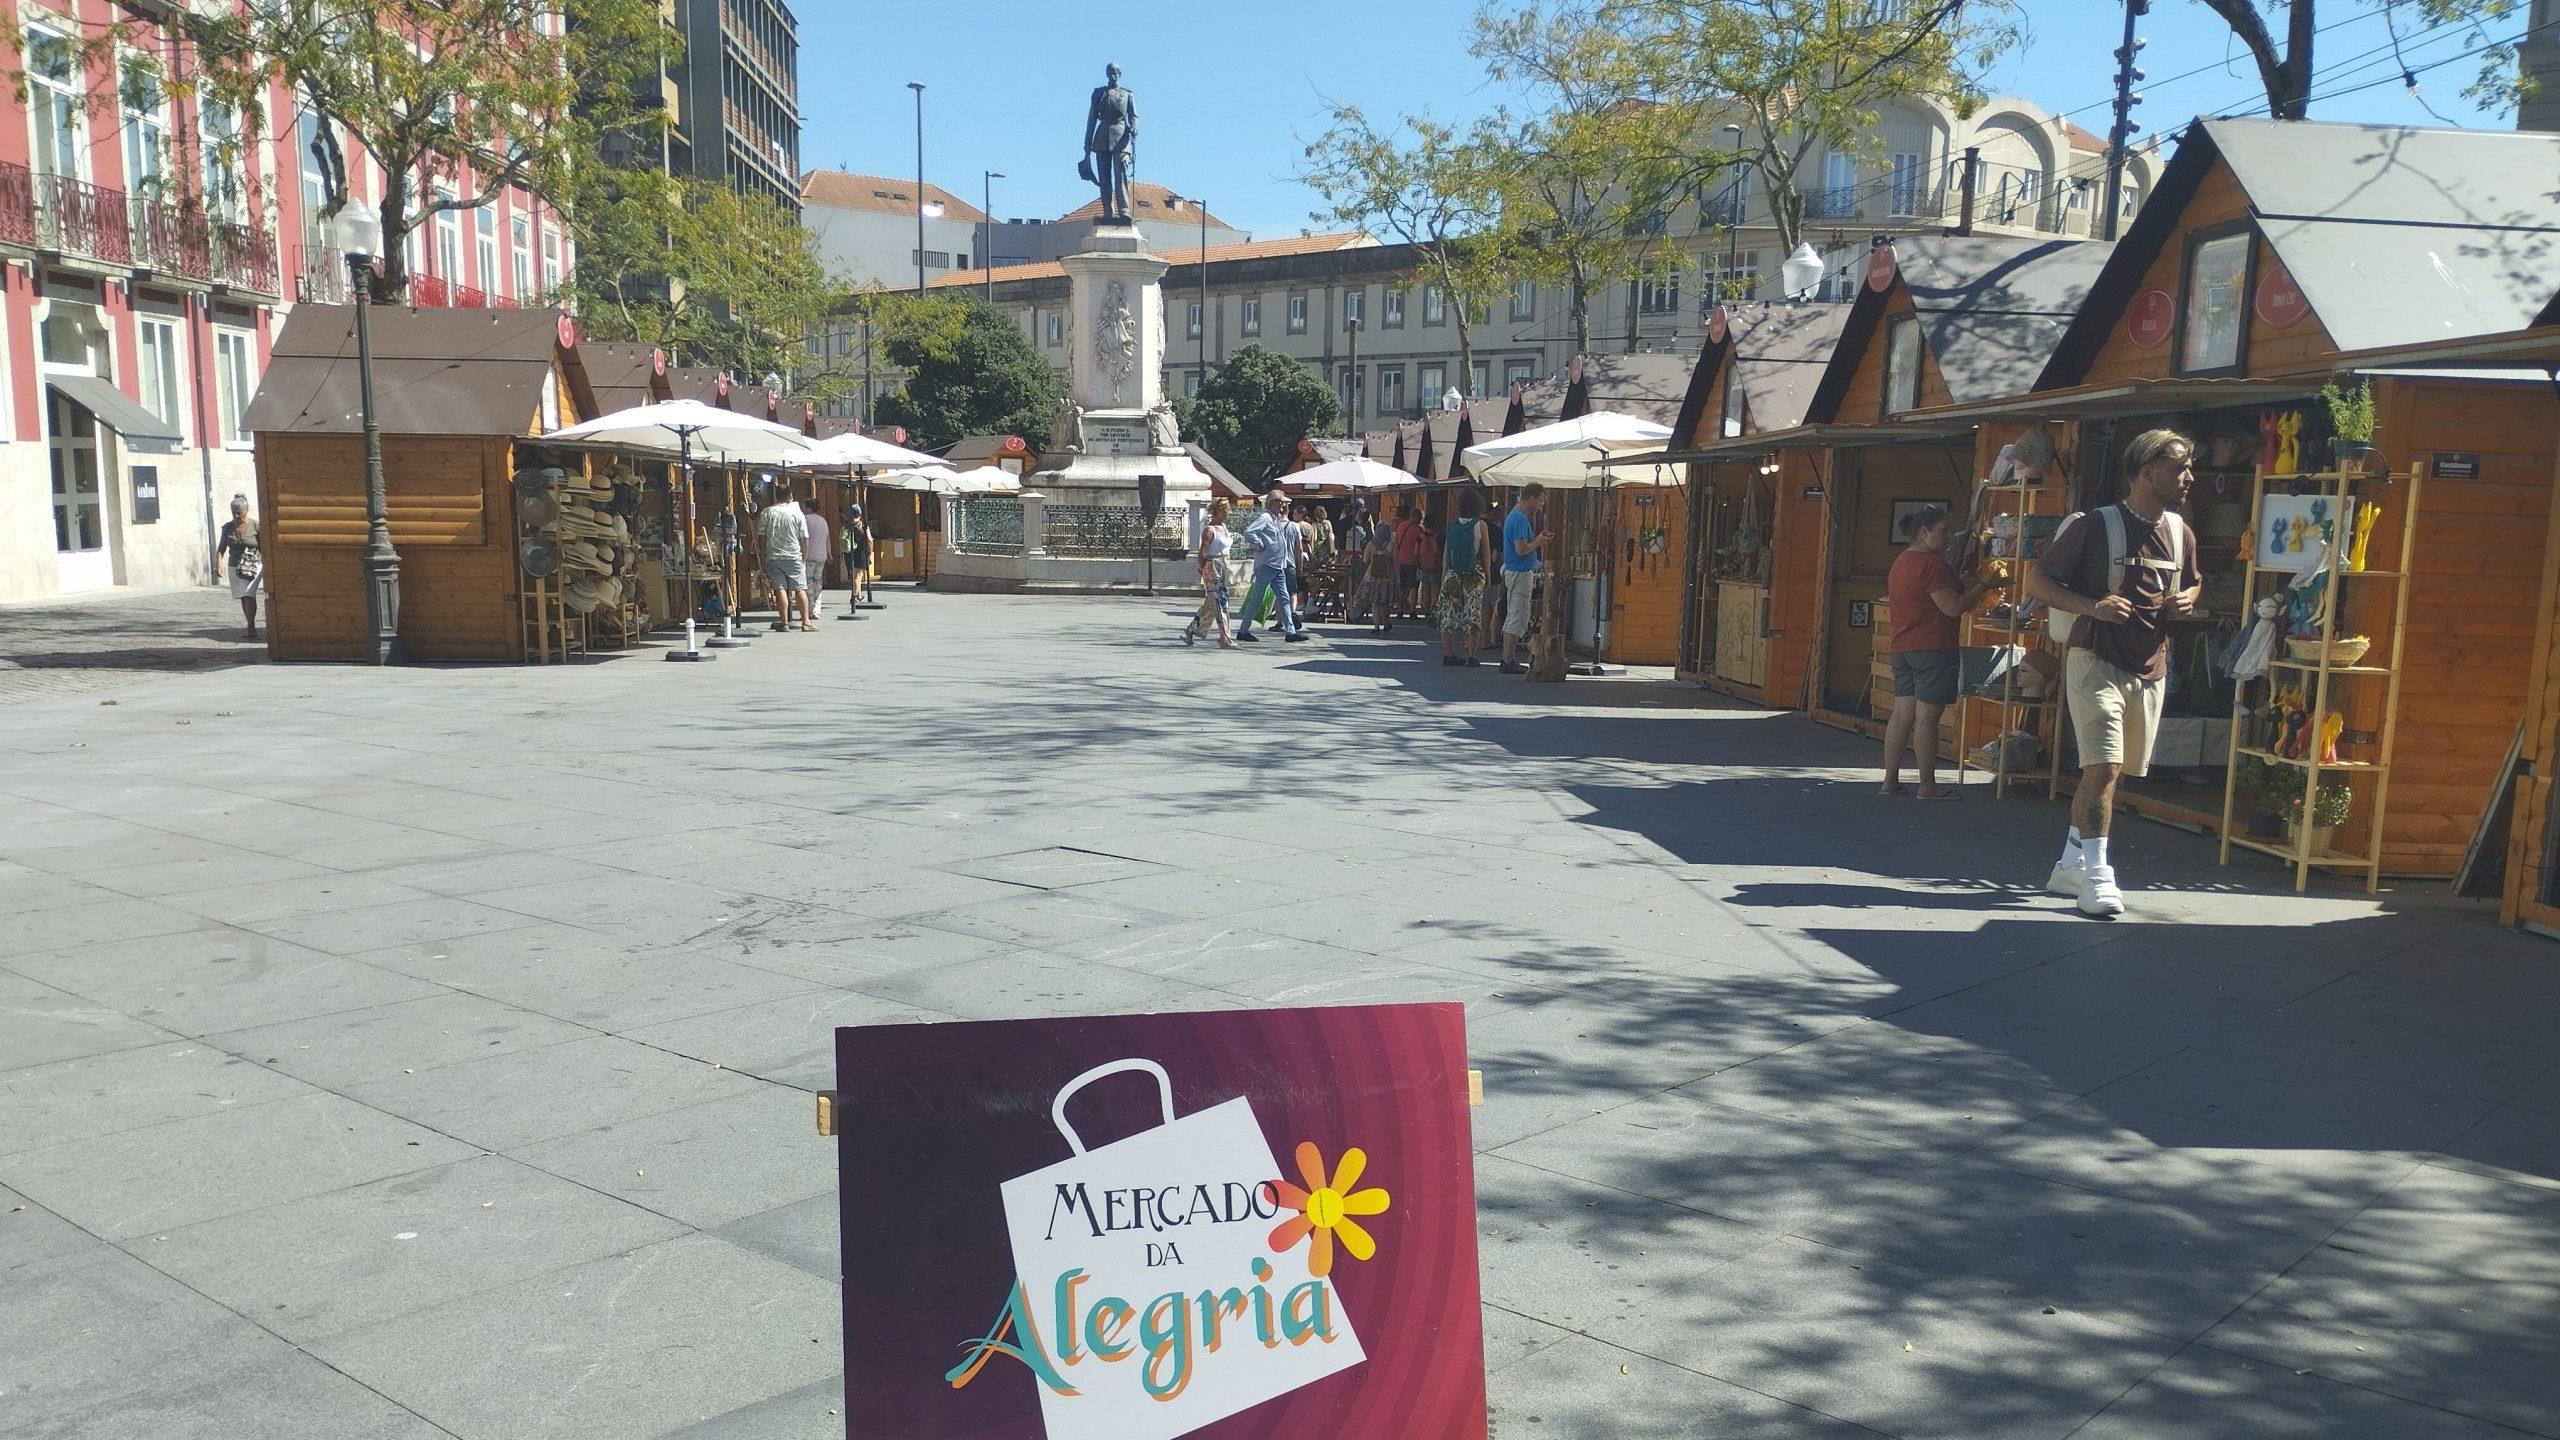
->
[1185, 345, 1341, 485]
[874, 296, 1067, 452]
[2191, 0, 2529, 120]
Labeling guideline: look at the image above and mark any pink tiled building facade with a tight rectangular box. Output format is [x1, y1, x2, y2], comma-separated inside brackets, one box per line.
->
[1, 1, 571, 601]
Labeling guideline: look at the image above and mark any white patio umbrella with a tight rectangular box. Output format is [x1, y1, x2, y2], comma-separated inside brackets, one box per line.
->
[792, 429, 945, 473]
[876, 464, 966, 491]
[1458, 411, 1674, 488]
[1459, 411, 1674, 676]
[944, 466, 1022, 495]
[1273, 456, 1420, 494]
[544, 400, 816, 659]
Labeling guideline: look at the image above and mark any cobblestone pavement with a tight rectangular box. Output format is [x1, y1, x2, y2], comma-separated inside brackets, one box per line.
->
[0, 591, 2555, 1440]
[0, 586, 268, 707]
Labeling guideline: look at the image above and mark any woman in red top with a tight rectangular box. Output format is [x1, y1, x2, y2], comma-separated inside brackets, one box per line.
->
[1882, 505, 1996, 798]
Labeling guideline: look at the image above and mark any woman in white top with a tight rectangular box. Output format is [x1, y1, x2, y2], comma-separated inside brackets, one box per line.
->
[1182, 498, 1237, 648]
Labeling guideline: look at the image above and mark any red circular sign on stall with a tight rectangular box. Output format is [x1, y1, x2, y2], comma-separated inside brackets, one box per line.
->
[556, 313, 579, 349]
[1865, 243, 1898, 293]
[650, 346, 667, 377]
[2127, 287, 2176, 351]
[1003, 435, 1027, 454]
[714, 373, 731, 401]
[1706, 304, 1730, 345]
[2254, 258, 2310, 329]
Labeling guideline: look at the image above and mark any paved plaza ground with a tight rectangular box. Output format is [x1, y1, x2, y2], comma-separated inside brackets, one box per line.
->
[3, 584, 2558, 1439]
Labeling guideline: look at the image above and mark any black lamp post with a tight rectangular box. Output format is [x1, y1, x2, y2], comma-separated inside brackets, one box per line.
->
[908, 81, 927, 295]
[982, 169, 1003, 299]
[334, 199, 398, 664]
[1720, 123, 1745, 290]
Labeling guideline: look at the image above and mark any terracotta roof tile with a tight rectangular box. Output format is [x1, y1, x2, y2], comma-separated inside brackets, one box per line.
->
[800, 170, 989, 224]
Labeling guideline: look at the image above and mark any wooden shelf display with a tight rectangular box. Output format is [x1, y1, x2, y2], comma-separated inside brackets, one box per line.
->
[2216, 465, 2422, 893]
[1956, 481, 2066, 799]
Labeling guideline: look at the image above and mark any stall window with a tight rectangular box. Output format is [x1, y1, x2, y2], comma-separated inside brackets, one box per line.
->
[1721, 374, 1747, 437]
[1882, 314, 1922, 416]
[2176, 224, 2253, 377]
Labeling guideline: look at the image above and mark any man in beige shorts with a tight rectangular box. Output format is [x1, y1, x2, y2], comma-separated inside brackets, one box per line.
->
[2025, 429, 2200, 916]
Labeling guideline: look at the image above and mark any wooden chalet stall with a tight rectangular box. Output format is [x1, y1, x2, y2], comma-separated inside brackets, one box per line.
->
[1910, 118, 2560, 880]
[1650, 303, 1850, 702]
[1791, 236, 2111, 757]
[245, 306, 599, 661]
[563, 342, 683, 620]
[1565, 354, 1692, 665]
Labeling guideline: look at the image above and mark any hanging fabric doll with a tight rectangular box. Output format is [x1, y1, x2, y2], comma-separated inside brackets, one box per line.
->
[2259, 411, 2282, 472]
[2232, 594, 2285, 681]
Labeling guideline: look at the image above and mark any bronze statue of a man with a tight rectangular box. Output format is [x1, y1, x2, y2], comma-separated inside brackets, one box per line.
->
[1079, 63, 1137, 225]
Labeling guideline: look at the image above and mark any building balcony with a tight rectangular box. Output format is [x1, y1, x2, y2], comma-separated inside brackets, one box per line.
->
[131, 195, 215, 282]
[0, 162, 41, 249]
[212, 220, 279, 296]
[295, 239, 351, 304]
[1801, 187, 1863, 222]
[35, 172, 134, 267]
[412, 273, 449, 306]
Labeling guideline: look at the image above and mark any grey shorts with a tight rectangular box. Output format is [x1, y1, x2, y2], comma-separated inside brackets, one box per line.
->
[765, 556, 807, 592]
[1891, 649, 1959, 706]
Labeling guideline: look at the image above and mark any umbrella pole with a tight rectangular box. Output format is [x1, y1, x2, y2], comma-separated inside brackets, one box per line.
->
[667, 429, 712, 661]
[708, 454, 750, 647]
[838, 471, 862, 620]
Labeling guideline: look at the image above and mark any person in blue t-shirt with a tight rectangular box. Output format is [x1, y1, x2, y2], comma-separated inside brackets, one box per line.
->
[1497, 482, 1548, 673]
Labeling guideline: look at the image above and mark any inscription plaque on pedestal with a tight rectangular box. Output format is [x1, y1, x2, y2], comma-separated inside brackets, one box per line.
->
[1082, 417, 1151, 458]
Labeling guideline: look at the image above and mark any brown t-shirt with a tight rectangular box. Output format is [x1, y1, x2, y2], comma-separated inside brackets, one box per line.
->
[2037, 503, 2199, 681]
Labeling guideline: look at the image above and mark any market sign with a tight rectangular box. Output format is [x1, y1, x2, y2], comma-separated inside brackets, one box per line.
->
[832, 1003, 1485, 1440]
[2127, 287, 2175, 351]
[2253, 258, 2310, 329]
[2433, 451, 2481, 480]
[1865, 243, 1898, 293]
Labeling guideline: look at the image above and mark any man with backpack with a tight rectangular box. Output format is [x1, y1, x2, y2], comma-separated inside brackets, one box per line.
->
[2026, 428, 2201, 917]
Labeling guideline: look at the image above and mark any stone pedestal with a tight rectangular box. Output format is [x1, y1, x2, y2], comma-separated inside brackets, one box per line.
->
[1038, 223, 1217, 505]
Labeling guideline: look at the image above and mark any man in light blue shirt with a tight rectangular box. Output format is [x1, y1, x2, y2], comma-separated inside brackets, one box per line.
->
[1498, 481, 1548, 672]
[1234, 492, 1305, 642]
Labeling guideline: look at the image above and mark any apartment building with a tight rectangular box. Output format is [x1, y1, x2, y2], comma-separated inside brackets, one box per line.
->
[5, 1, 568, 602]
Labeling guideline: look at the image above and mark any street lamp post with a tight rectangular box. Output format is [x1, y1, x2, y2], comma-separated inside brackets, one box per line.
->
[1343, 315, 1360, 439]
[908, 81, 927, 295]
[982, 170, 1003, 299]
[333, 199, 399, 665]
[1720, 123, 1745, 292]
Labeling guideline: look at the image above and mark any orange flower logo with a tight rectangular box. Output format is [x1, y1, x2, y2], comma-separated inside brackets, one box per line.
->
[1268, 1140, 1390, 1279]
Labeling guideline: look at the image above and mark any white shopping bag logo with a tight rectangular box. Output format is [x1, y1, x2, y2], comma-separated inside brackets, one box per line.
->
[970, 1058, 1368, 1440]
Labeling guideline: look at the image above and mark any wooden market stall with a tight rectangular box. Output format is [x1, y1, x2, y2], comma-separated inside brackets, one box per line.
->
[1647, 303, 1851, 702]
[1905, 117, 2560, 879]
[244, 306, 605, 662]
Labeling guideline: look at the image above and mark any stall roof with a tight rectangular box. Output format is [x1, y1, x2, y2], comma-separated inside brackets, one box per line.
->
[1186, 443, 1252, 498]
[1902, 375, 2323, 424]
[1669, 304, 1856, 445]
[1808, 235, 2110, 424]
[1605, 419, 1973, 465]
[575, 341, 666, 414]
[942, 434, 1034, 469]
[244, 304, 576, 437]
[1561, 352, 1692, 426]
[2046, 119, 2560, 384]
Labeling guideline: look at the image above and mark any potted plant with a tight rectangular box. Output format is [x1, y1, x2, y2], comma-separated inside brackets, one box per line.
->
[2235, 756, 2287, 838]
[2281, 775, 2354, 854]
[2320, 381, 2378, 474]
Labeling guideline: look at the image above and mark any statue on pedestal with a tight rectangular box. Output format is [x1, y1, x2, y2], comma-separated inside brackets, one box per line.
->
[1078, 63, 1137, 225]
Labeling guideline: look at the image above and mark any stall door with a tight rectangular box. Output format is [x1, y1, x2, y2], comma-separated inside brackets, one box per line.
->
[48, 391, 113, 592]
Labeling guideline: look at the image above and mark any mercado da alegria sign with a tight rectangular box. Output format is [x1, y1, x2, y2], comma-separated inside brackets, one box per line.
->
[832, 1002, 1485, 1440]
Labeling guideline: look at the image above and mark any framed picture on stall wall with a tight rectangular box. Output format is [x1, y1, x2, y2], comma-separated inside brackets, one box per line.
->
[1890, 499, 1936, 546]
[2174, 223, 2254, 378]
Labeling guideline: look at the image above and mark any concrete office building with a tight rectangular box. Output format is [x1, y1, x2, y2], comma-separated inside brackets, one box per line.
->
[601, 0, 800, 213]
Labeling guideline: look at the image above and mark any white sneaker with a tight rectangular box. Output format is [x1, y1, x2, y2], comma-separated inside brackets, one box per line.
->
[2046, 860, 2084, 896]
[2078, 865, 2125, 917]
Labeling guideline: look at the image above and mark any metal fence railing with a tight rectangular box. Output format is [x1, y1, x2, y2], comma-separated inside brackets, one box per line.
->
[1042, 503, 1186, 560]
[948, 495, 1024, 555]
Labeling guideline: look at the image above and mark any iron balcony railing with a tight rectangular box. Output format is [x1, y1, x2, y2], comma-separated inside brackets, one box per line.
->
[296, 238, 351, 304]
[1042, 502, 1186, 560]
[0, 163, 40, 248]
[131, 195, 214, 281]
[212, 220, 279, 295]
[411, 272, 449, 306]
[36, 172, 133, 265]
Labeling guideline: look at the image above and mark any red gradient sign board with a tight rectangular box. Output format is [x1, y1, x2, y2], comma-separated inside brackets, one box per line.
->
[833, 1003, 1485, 1440]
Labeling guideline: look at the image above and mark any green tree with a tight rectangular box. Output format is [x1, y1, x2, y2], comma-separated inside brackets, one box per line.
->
[1302, 108, 1520, 393]
[4, 0, 666, 302]
[564, 171, 846, 402]
[1474, 0, 2023, 262]
[2190, 0, 2528, 119]
[874, 296, 1067, 451]
[1185, 344, 1341, 485]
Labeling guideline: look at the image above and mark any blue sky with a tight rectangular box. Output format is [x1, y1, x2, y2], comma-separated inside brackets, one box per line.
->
[795, 1, 2518, 240]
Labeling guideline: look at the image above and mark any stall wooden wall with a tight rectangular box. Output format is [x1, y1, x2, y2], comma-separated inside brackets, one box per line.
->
[1762, 448, 1832, 710]
[1606, 484, 1688, 665]
[2351, 377, 2560, 875]
[254, 434, 518, 662]
[1819, 441, 1974, 712]
[2077, 164, 2339, 389]
[1832, 281, 1957, 422]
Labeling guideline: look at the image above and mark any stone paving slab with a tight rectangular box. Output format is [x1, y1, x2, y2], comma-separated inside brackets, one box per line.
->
[0, 589, 2556, 1438]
